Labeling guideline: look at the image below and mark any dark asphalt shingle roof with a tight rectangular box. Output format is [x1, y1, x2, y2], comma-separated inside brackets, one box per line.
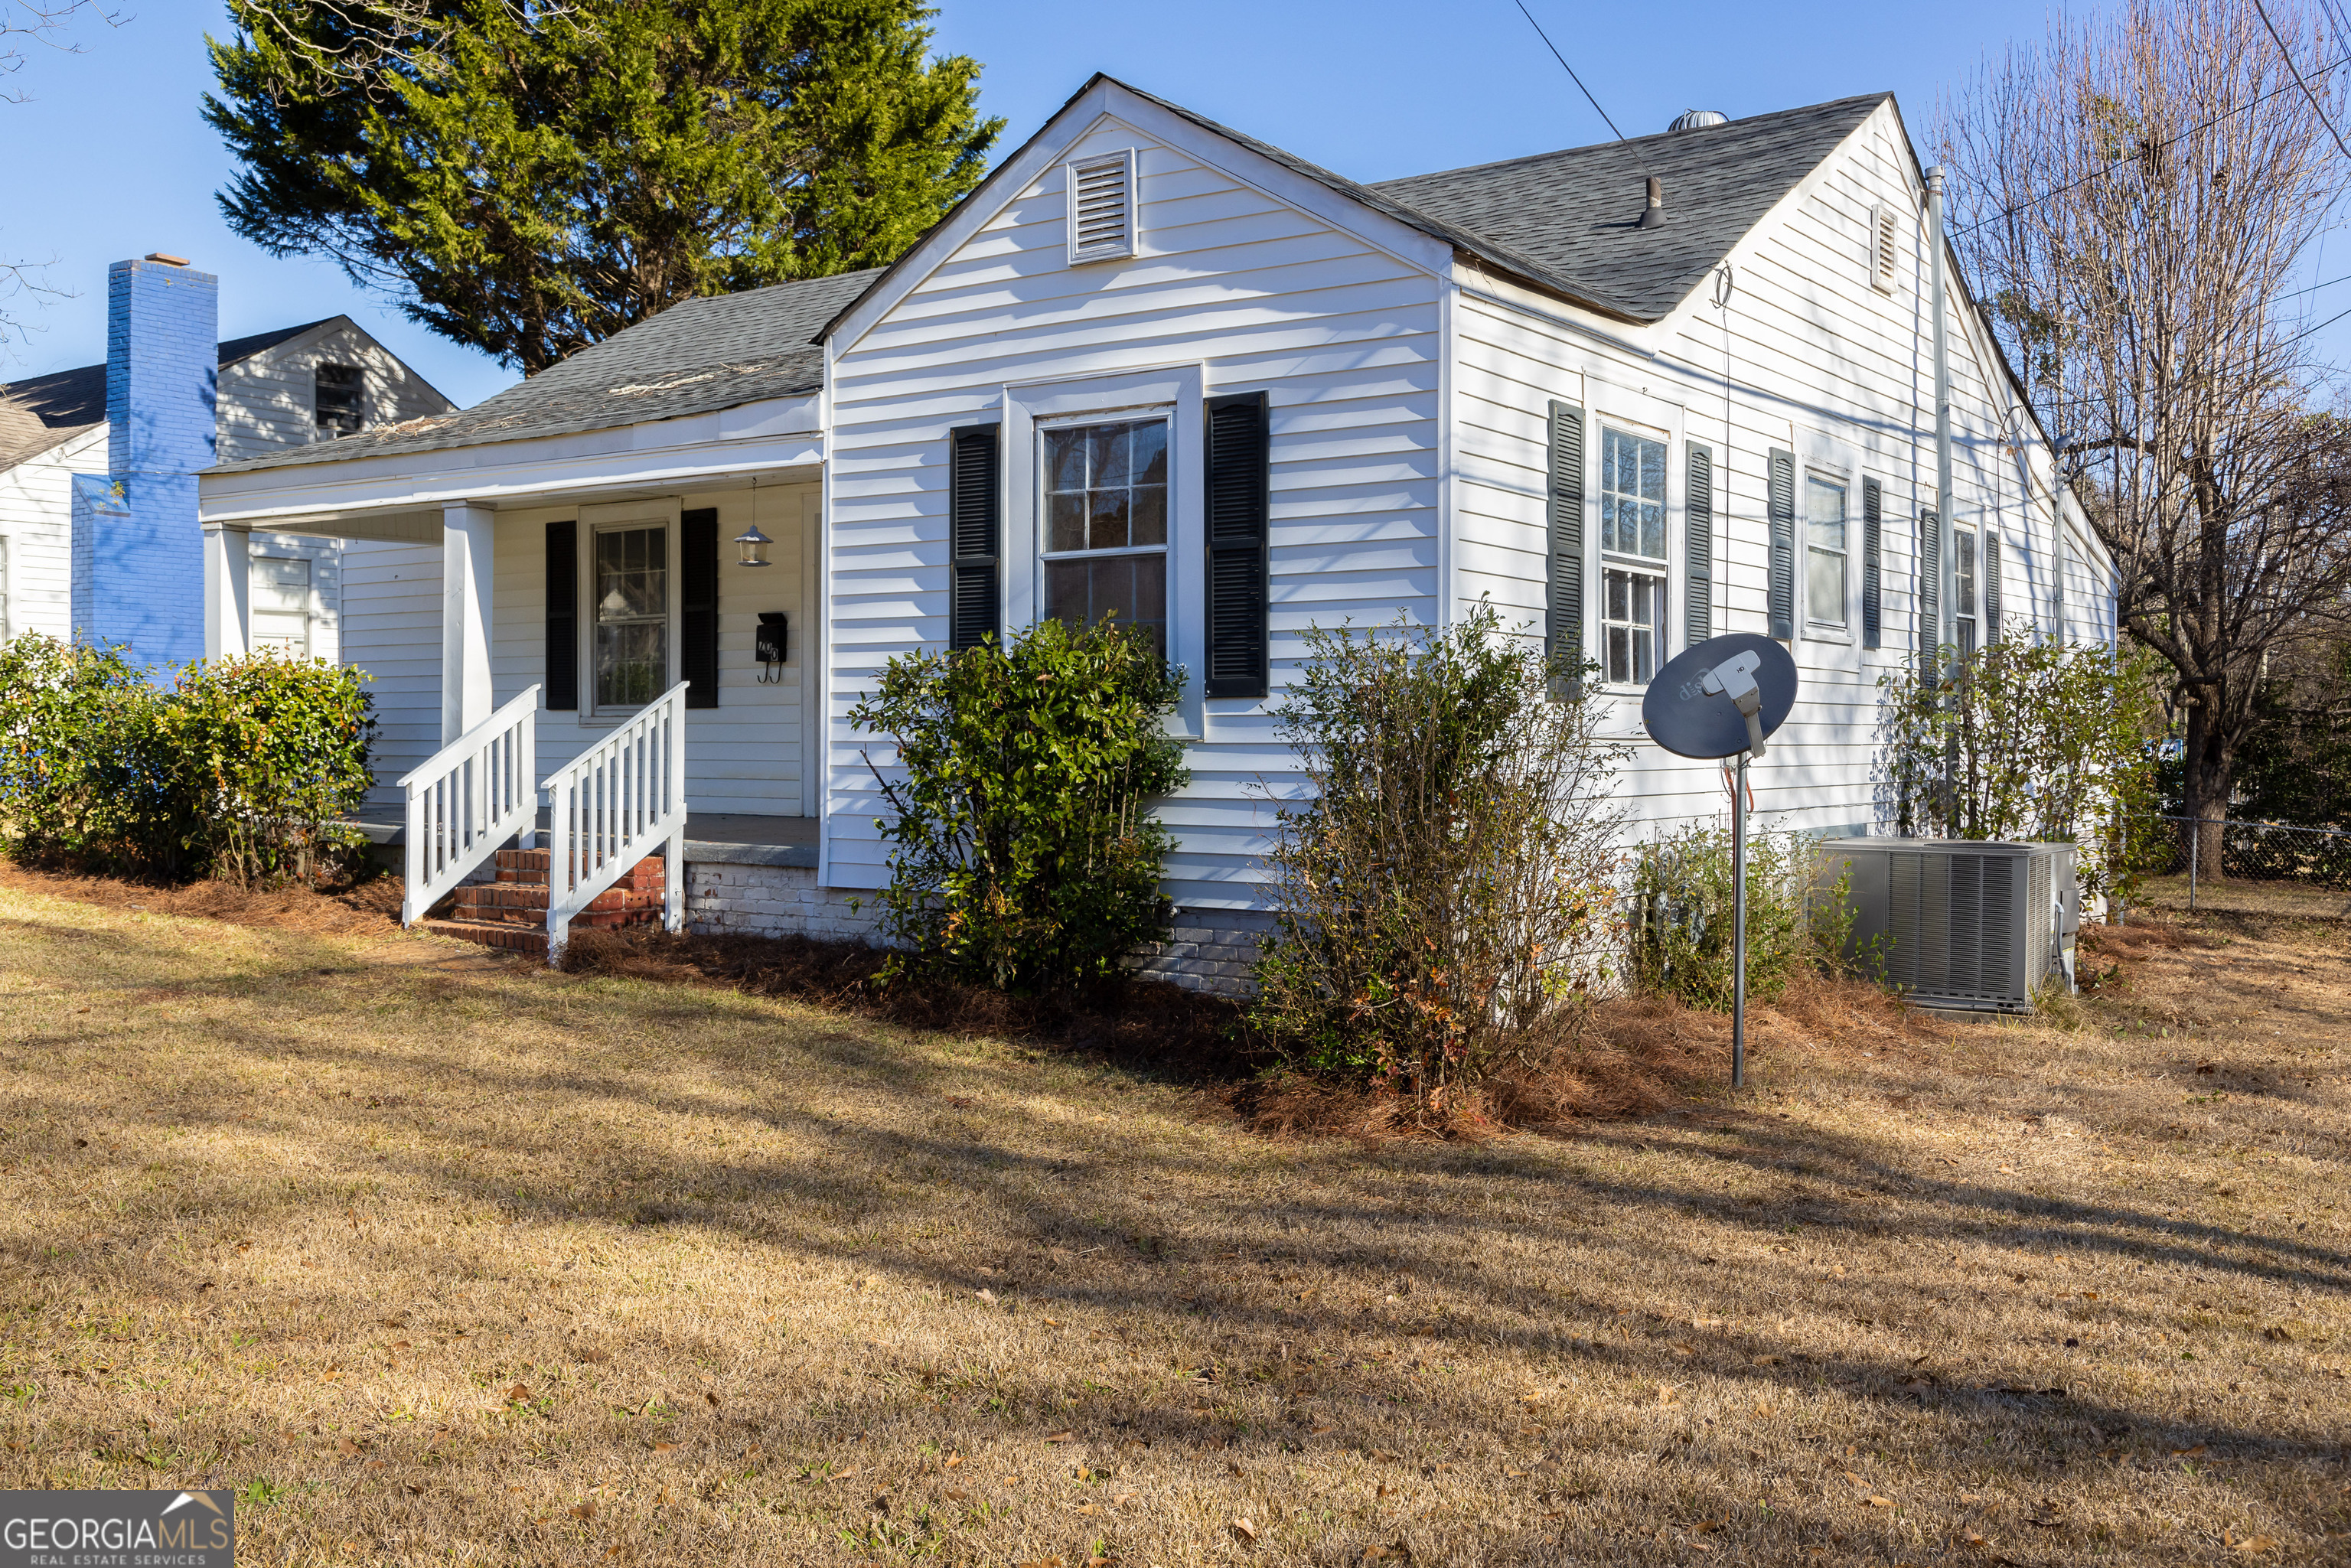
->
[210, 271, 879, 474]
[0, 317, 344, 472]
[1368, 94, 1889, 321]
[203, 86, 1890, 479]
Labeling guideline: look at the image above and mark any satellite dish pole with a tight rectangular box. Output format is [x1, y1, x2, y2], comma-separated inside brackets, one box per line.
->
[1642, 634, 1797, 1094]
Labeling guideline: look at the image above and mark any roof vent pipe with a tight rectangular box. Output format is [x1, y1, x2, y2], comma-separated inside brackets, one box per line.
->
[1670, 109, 1729, 132]
[1638, 175, 1665, 229]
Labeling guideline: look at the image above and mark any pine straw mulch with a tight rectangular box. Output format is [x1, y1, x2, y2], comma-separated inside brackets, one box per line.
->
[0, 858, 406, 935]
[2, 856, 2169, 1137]
[559, 924, 1965, 1138]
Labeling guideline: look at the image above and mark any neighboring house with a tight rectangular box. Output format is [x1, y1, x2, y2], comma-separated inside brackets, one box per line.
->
[195, 77, 2120, 983]
[0, 255, 452, 662]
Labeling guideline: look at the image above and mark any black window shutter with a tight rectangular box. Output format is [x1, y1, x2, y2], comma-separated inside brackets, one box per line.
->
[947, 423, 1001, 651]
[545, 520, 577, 711]
[1204, 391, 1270, 698]
[1860, 477, 1883, 650]
[1984, 531, 2002, 646]
[1684, 442, 1713, 644]
[1547, 400, 1586, 676]
[1766, 448, 1796, 640]
[1917, 509, 1941, 673]
[682, 507, 719, 708]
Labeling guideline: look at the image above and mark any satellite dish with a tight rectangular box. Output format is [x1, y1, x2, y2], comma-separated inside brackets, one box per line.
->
[1642, 633, 1798, 760]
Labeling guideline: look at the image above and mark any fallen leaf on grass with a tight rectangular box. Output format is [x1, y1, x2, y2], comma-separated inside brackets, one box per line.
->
[569, 1502, 595, 1521]
[506, 1384, 531, 1403]
[1231, 1517, 1258, 1543]
[1014, 1558, 1065, 1568]
[944, 1454, 963, 1469]
[2227, 1533, 2277, 1555]
[976, 1289, 997, 1303]
[1114, 1492, 1137, 1506]
[650, 1441, 676, 1454]
[2172, 1444, 2208, 1458]
[1867, 1496, 1896, 1508]
[1045, 1430, 1074, 1443]
[577, 1348, 611, 1364]
[1754, 1403, 1776, 1417]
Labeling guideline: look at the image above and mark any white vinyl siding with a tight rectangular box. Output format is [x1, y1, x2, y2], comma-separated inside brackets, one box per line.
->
[0, 423, 101, 641]
[826, 109, 1444, 909]
[1449, 99, 2108, 839]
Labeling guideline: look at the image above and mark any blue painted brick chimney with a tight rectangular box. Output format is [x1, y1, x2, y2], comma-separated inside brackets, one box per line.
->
[70, 256, 217, 667]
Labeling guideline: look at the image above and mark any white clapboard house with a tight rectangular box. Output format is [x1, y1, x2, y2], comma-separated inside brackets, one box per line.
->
[194, 77, 2118, 980]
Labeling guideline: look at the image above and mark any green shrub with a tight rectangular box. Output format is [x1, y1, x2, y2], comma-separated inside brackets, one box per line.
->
[849, 618, 1189, 991]
[1250, 605, 1627, 1112]
[1880, 637, 2165, 904]
[1629, 822, 1860, 1010]
[0, 634, 375, 883]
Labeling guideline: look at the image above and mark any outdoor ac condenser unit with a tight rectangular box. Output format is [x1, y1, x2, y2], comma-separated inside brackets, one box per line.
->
[1819, 839, 2079, 1013]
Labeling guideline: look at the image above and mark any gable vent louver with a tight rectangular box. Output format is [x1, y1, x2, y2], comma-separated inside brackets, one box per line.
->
[1067, 150, 1137, 266]
[1871, 204, 1900, 295]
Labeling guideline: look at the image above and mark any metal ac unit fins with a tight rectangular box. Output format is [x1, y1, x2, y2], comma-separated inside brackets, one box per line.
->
[1821, 839, 2079, 1013]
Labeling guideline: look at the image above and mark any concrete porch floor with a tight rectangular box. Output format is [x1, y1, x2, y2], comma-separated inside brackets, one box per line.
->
[349, 810, 817, 869]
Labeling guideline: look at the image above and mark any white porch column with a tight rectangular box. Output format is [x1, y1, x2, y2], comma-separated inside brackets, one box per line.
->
[441, 504, 496, 744]
[201, 523, 250, 660]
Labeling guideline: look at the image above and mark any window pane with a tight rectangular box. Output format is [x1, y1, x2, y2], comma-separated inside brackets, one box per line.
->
[1045, 554, 1167, 656]
[1956, 530, 1977, 617]
[1601, 428, 1668, 562]
[1045, 428, 1088, 493]
[1132, 421, 1167, 486]
[1130, 483, 1166, 546]
[1808, 546, 1845, 624]
[1602, 566, 1665, 686]
[1091, 424, 1130, 488]
[1087, 487, 1130, 551]
[594, 525, 667, 709]
[1045, 559, 1089, 623]
[1048, 492, 1087, 553]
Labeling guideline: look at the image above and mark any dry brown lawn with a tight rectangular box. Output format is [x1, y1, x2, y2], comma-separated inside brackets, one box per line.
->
[0, 878, 2346, 1566]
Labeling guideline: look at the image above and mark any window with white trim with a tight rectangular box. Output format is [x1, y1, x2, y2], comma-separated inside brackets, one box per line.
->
[1598, 425, 1668, 684]
[594, 524, 668, 709]
[1955, 526, 1979, 655]
[1066, 150, 1136, 265]
[1041, 416, 1168, 654]
[315, 363, 364, 436]
[252, 555, 314, 654]
[1805, 475, 1848, 629]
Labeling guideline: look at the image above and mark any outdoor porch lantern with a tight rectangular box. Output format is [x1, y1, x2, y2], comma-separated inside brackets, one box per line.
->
[735, 476, 772, 566]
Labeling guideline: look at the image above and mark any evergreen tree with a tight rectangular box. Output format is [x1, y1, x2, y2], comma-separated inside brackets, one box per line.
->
[206, 0, 1001, 373]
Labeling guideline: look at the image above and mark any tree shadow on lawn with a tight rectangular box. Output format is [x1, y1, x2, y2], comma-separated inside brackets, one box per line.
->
[6, 895, 2349, 1560]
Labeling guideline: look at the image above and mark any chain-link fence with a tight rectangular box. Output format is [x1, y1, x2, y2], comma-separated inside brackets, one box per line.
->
[2132, 815, 2351, 918]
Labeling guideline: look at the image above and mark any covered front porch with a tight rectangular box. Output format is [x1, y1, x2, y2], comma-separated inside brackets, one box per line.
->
[198, 402, 830, 957]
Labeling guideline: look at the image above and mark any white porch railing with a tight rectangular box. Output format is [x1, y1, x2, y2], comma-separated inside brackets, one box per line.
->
[396, 684, 541, 927]
[543, 680, 688, 962]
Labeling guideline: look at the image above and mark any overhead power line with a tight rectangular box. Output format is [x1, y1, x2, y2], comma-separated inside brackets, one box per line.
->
[2253, 0, 2351, 160]
[1954, 51, 2351, 237]
[1508, 0, 1624, 142]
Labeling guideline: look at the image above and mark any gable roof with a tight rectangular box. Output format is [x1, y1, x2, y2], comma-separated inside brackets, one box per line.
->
[1368, 93, 1889, 321]
[0, 315, 349, 472]
[210, 269, 879, 474]
[820, 78, 1888, 344]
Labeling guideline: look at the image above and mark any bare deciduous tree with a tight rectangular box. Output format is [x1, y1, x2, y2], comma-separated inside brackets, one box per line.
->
[1943, 0, 2351, 873]
[2, 1, 123, 354]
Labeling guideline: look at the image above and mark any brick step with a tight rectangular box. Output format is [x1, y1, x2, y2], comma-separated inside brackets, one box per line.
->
[492, 849, 666, 894]
[448, 888, 664, 925]
[422, 918, 549, 957]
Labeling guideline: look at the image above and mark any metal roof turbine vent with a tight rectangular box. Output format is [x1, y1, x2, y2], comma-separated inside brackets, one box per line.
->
[1669, 109, 1730, 132]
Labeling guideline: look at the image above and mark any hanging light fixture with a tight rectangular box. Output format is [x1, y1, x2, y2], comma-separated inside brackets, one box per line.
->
[735, 474, 773, 567]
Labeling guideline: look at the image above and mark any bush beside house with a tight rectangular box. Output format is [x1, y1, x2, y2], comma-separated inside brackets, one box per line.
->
[0, 633, 374, 884]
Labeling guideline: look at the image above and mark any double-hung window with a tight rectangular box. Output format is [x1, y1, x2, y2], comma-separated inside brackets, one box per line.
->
[594, 525, 668, 709]
[1806, 476, 1848, 630]
[1598, 426, 1668, 684]
[252, 556, 314, 654]
[1955, 527, 1978, 655]
[1041, 416, 1169, 654]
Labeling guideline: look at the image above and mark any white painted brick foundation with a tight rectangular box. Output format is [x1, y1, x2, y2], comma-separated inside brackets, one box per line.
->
[681, 857, 1267, 996]
[1125, 910, 1273, 998]
[684, 861, 885, 944]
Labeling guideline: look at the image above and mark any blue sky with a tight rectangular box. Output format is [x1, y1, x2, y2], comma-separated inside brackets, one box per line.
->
[5, 0, 2320, 409]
